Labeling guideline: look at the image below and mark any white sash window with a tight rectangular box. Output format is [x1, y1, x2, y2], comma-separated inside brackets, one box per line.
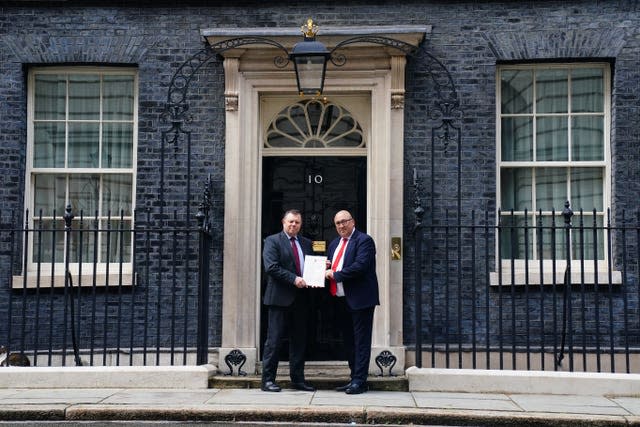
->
[26, 67, 137, 278]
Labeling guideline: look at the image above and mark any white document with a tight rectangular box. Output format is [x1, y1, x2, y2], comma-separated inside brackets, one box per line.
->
[302, 255, 327, 288]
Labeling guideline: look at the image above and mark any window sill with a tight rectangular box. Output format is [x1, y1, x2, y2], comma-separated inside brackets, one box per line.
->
[489, 270, 622, 287]
[11, 273, 135, 289]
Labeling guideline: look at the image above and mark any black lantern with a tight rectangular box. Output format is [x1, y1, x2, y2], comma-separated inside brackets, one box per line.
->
[290, 19, 330, 96]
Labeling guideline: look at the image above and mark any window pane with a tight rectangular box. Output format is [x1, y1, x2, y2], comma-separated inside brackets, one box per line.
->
[68, 74, 100, 120]
[103, 174, 132, 216]
[572, 215, 604, 260]
[536, 116, 568, 161]
[501, 70, 532, 114]
[306, 100, 322, 135]
[69, 218, 97, 264]
[536, 167, 567, 211]
[501, 168, 532, 211]
[34, 122, 65, 168]
[572, 116, 604, 161]
[103, 75, 134, 120]
[103, 123, 133, 168]
[101, 220, 132, 263]
[34, 75, 66, 120]
[325, 114, 363, 147]
[330, 128, 363, 147]
[288, 103, 307, 138]
[33, 174, 66, 215]
[32, 219, 65, 263]
[571, 167, 603, 211]
[269, 116, 303, 147]
[69, 174, 100, 216]
[572, 68, 603, 113]
[68, 122, 99, 167]
[501, 117, 532, 161]
[536, 69, 568, 114]
[539, 215, 566, 260]
[499, 215, 533, 260]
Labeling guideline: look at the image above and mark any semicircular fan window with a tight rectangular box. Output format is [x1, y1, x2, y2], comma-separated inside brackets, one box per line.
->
[265, 99, 364, 148]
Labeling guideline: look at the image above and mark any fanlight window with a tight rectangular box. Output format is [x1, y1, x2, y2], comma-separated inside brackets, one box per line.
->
[265, 99, 364, 148]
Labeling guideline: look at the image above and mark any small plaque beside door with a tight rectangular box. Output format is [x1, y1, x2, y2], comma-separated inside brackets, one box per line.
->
[391, 237, 401, 260]
[312, 240, 326, 253]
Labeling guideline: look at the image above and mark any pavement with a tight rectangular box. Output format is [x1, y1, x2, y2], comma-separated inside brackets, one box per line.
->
[1, 385, 640, 426]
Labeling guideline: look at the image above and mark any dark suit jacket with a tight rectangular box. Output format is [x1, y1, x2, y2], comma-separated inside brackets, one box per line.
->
[328, 229, 380, 310]
[263, 231, 313, 307]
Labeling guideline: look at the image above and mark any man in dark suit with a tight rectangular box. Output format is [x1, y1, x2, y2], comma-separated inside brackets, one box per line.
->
[325, 210, 379, 394]
[261, 209, 315, 392]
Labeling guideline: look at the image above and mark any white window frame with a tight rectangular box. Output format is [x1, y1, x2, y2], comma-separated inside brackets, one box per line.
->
[20, 66, 138, 288]
[493, 62, 618, 286]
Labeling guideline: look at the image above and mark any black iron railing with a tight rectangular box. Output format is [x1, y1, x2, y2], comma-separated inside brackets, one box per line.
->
[413, 204, 640, 373]
[4, 198, 638, 373]
[0, 202, 213, 367]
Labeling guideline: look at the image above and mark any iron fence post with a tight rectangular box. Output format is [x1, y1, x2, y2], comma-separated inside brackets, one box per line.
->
[557, 201, 573, 370]
[413, 169, 424, 368]
[196, 176, 213, 365]
[564, 201, 573, 371]
[63, 205, 82, 366]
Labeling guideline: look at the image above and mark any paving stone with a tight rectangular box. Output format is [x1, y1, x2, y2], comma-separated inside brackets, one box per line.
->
[610, 397, 640, 416]
[509, 394, 630, 416]
[205, 388, 313, 406]
[312, 390, 416, 407]
[413, 392, 521, 411]
[102, 389, 219, 405]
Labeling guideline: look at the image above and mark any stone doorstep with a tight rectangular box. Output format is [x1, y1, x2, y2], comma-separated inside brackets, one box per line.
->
[213, 359, 407, 390]
[209, 374, 409, 391]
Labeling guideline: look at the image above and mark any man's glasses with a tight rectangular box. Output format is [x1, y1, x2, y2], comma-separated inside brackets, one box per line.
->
[335, 218, 353, 226]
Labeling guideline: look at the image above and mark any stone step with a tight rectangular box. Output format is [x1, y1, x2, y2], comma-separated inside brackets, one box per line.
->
[212, 360, 406, 390]
[216, 360, 403, 378]
[209, 374, 408, 391]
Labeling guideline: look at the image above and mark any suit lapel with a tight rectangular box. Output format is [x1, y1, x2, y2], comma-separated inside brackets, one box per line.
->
[342, 229, 358, 266]
[280, 232, 294, 265]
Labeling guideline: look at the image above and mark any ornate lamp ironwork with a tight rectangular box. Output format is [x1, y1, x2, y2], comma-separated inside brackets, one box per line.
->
[290, 19, 330, 96]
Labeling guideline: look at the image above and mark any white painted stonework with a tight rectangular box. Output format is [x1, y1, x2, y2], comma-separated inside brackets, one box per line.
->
[0, 364, 216, 389]
[407, 367, 640, 396]
[202, 25, 429, 375]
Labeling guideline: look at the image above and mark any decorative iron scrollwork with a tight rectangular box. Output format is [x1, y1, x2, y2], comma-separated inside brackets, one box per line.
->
[196, 175, 213, 233]
[329, 35, 419, 67]
[224, 349, 247, 376]
[161, 37, 290, 147]
[375, 350, 397, 377]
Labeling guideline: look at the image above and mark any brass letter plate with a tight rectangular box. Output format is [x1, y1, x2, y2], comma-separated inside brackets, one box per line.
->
[312, 240, 326, 253]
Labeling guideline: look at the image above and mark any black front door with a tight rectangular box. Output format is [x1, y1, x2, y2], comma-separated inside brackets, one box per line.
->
[261, 156, 366, 361]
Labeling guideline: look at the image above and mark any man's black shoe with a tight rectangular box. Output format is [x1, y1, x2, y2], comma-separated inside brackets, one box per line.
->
[261, 381, 281, 392]
[291, 382, 315, 392]
[345, 382, 368, 394]
[334, 382, 351, 392]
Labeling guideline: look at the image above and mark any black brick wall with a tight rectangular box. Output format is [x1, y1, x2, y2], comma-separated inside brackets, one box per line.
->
[0, 1, 638, 361]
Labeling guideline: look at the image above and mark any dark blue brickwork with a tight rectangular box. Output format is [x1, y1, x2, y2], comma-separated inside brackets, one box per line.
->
[0, 1, 638, 364]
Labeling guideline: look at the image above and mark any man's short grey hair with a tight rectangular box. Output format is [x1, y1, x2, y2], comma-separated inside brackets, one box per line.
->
[283, 209, 302, 219]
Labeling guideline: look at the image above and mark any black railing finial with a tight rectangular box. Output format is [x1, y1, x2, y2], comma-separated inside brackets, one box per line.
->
[63, 204, 74, 229]
[562, 200, 573, 227]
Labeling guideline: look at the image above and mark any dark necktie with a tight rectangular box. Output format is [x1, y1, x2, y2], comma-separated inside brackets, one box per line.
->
[290, 237, 301, 276]
[329, 238, 348, 296]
